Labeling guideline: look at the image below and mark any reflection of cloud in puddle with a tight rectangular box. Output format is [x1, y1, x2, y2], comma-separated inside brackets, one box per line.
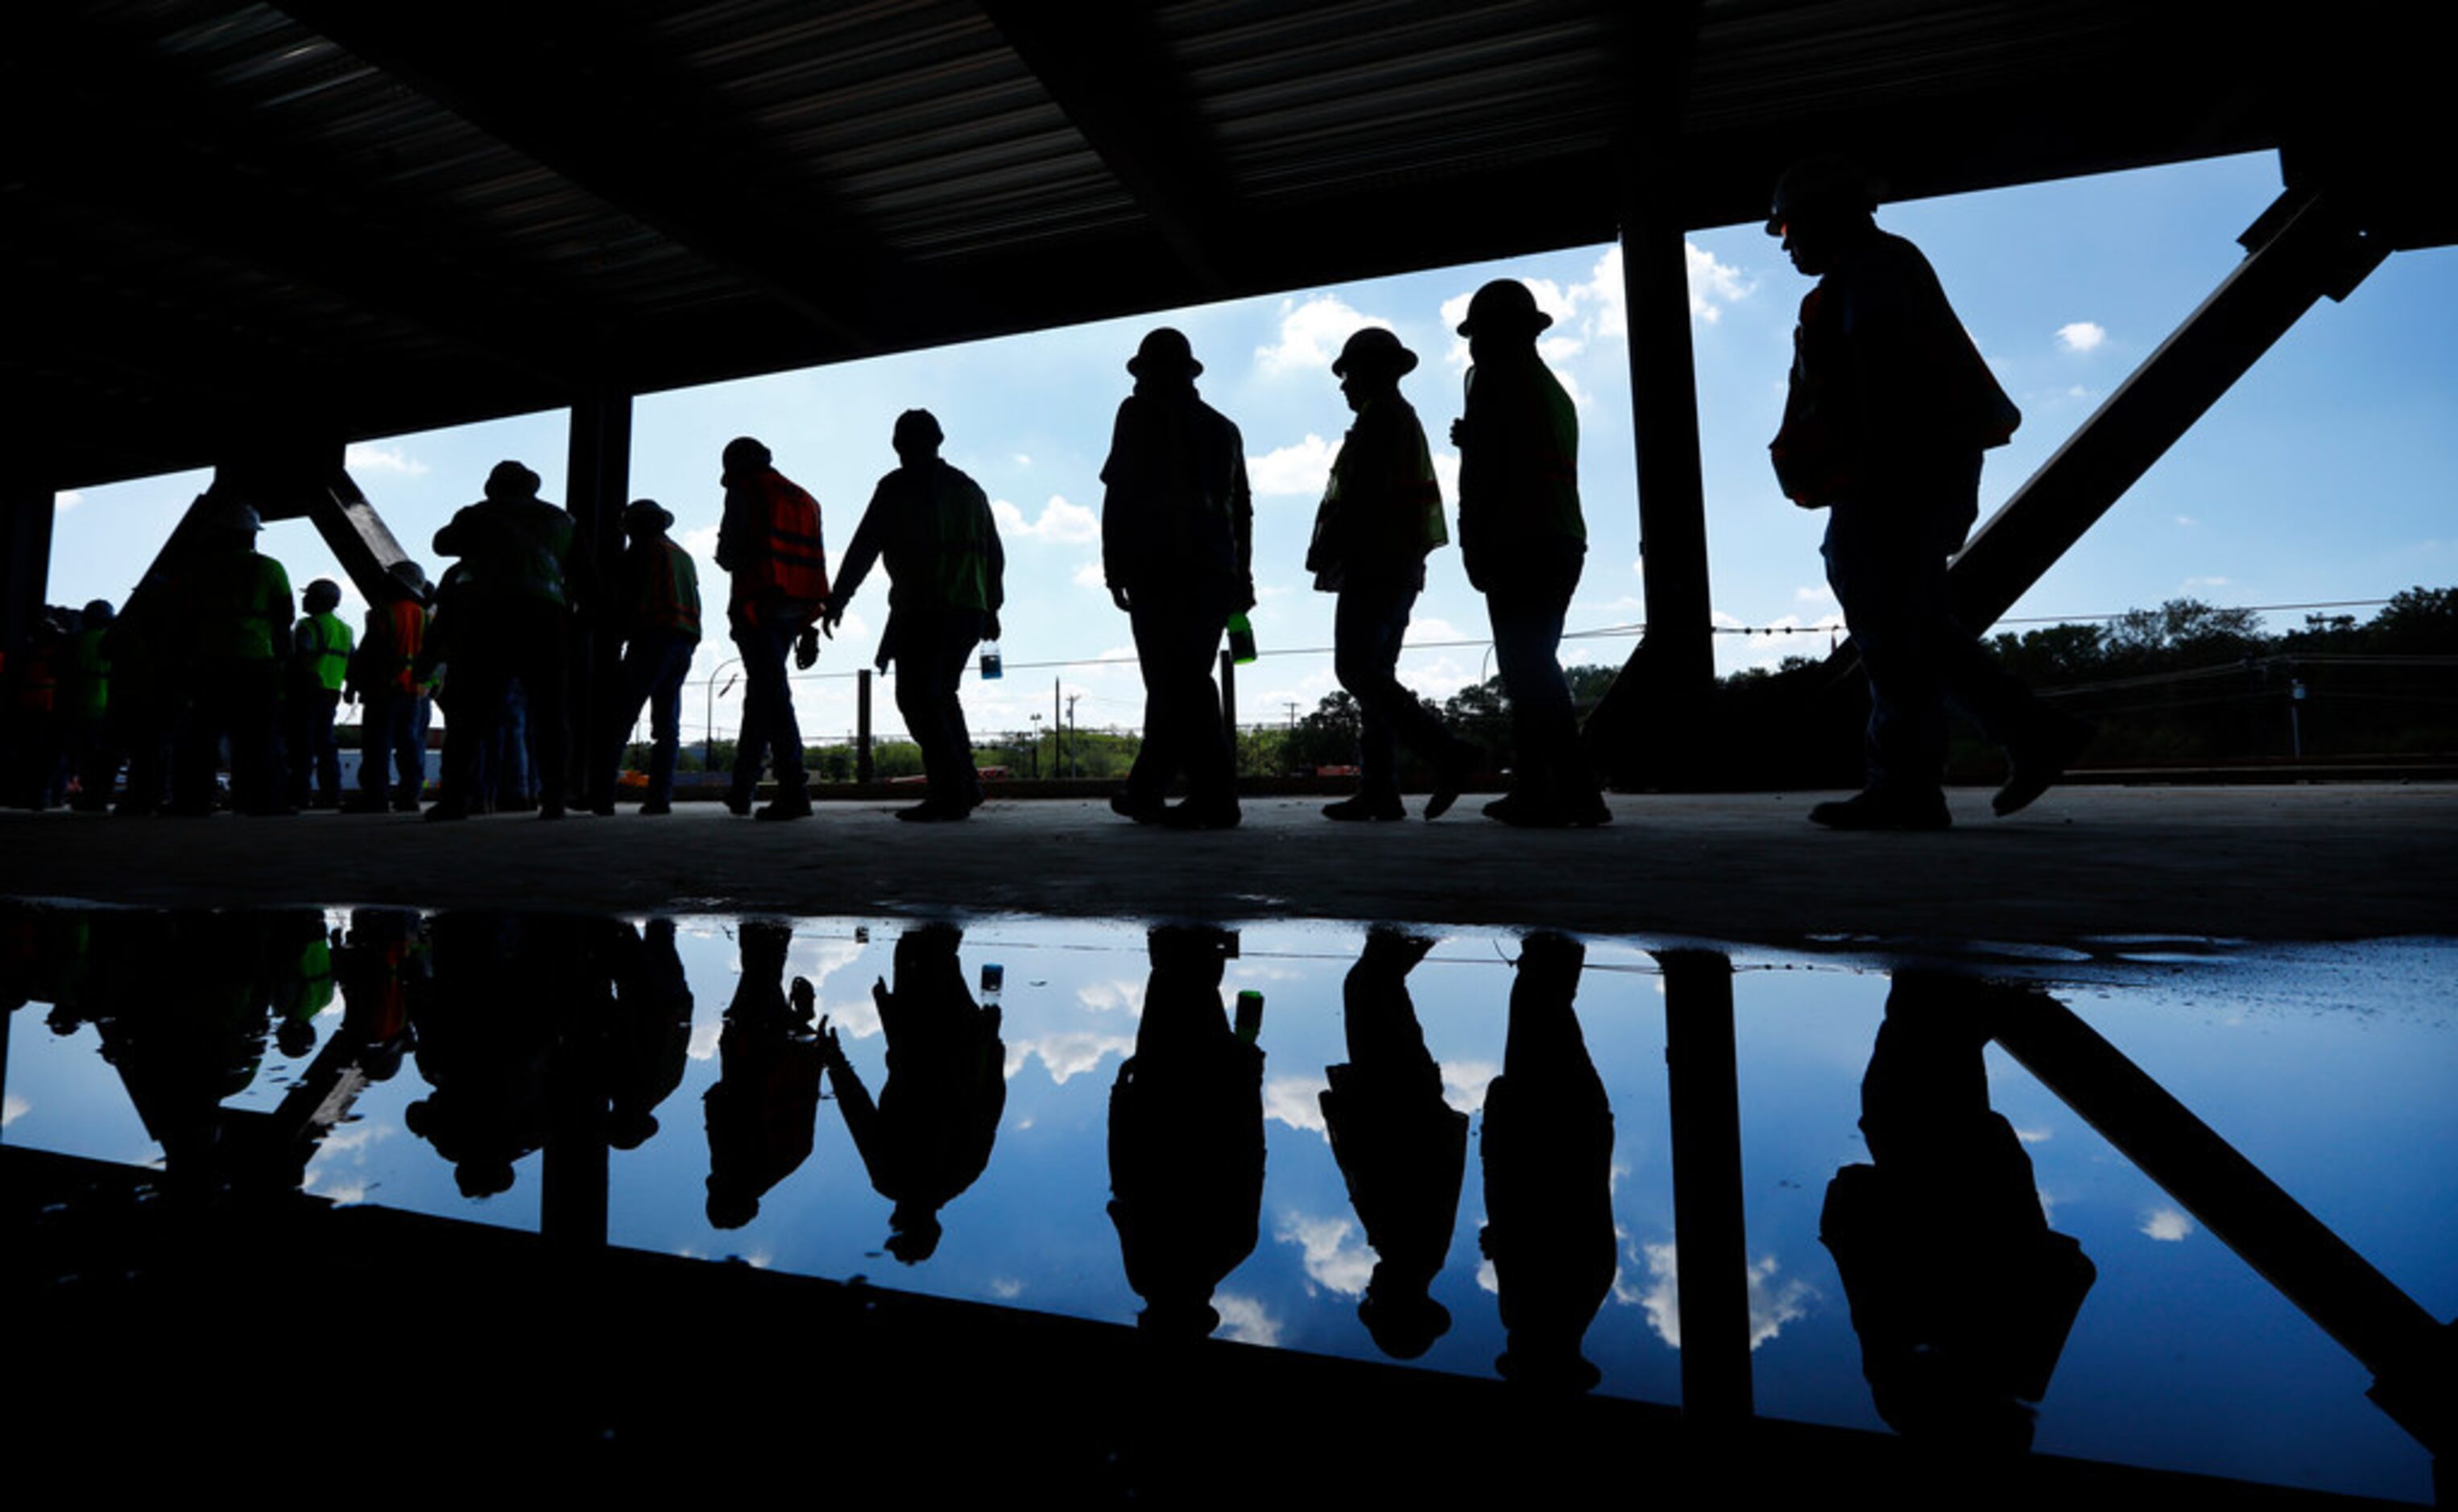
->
[1214, 1293, 1282, 1346]
[1264, 1074, 1330, 1134]
[2013, 1125, 2053, 1144]
[1475, 1257, 1499, 1295]
[1277, 1212, 1374, 1296]
[301, 1120, 398, 1204]
[990, 1277, 1025, 1299]
[2141, 1206, 2195, 1241]
[1440, 1060, 1496, 1114]
[1007, 1031, 1135, 1084]
[1624, 1241, 1815, 1350]
[688, 1018, 724, 1062]
[2, 1093, 28, 1127]
[1078, 978, 1146, 1015]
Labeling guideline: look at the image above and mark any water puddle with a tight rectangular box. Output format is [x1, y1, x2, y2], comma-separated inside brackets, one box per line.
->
[2, 899, 2450, 1501]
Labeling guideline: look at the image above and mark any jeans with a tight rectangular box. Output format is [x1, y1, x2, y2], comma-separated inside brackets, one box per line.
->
[890, 610, 983, 808]
[1822, 455, 2038, 795]
[1334, 579, 1456, 800]
[1126, 597, 1234, 812]
[1479, 543, 1590, 808]
[730, 620, 805, 799]
[284, 688, 343, 806]
[361, 687, 425, 806]
[603, 632, 697, 805]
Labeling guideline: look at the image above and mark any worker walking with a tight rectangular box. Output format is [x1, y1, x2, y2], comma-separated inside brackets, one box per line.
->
[594, 499, 701, 816]
[1451, 280, 1606, 827]
[424, 461, 579, 820]
[716, 437, 827, 821]
[1307, 327, 1479, 822]
[1767, 156, 2089, 828]
[824, 410, 1003, 822]
[1101, 328, 1254, 830]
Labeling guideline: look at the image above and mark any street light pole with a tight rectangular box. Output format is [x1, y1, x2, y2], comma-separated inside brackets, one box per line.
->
[704, 656, 741, 774]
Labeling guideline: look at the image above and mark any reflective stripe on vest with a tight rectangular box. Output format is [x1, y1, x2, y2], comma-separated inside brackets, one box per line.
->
[756, 473, 829, 604]
[304, 612, 354, 692]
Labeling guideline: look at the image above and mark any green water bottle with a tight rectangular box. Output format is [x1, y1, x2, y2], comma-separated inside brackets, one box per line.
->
[1227, 613, 1257, 665]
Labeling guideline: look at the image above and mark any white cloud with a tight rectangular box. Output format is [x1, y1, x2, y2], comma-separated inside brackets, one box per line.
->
[1077, 977, 1145, 1014]
[1440, 1060, 1497, 1114]
[2175, 514, 2199, 528]
[1686, 241, 1752, 324]
[1256, 295, 1394, 375]
[680, 523, 721, 562]
[1213, 1293, 1283, 1346]
[2183, 575, 2232, 590]
[1012, 453, 1032, 469]
[346, 442, 431, 476]
[1005, 1030, 1135, 1085]
[1248, 434, 1339, 498]
[991, 494, 1099, 543]
[54, 490, 85, 512]
[2057, 321, 2107, 353]
[1432, 449, 1460, 506]
[1264, 1073, 1330, 1135]
[1278, 1212, 1376, 1296]
[1072, 560, 1107, 589]
[2141, 1207, 2195, 1242]
[1626, 1241, 1817, 1350]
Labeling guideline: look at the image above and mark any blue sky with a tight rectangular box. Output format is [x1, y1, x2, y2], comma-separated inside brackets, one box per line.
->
[44, 151, 2455, 750]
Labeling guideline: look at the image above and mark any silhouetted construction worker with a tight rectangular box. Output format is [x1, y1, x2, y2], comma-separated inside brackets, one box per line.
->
[1102, 328, 1253, 830]
[593, 500, 700, 816]
[347, 561, 431, 812]
[2, 607, 67, 809]
[1320, 927, 1465, 1359]
[703, 919, 824, 1229]
[424, 461, 578, 820]
[1820, 972, 2096, 1448]
[825, 411, 1004, 822]
[1309, 328, 1480, 822]
[1479, 932, 1612, 1391]
[1107, 924, 1263, 1336]
[168, 502, 294, 816]
[717, 436, 827, 821]
[816, 923, 1005, 1262]
[1451, 281, 1606, 828]
[1769, 156, 2092, 829]
[284, 577, 354, 809]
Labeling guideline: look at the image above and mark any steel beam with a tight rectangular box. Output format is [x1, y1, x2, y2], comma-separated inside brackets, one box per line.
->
[1657, 948, 1754, 1423]
[1947, 187, 2389, 632]
[1992, 994, 2453, 1456]
[567, 393, 635, 798]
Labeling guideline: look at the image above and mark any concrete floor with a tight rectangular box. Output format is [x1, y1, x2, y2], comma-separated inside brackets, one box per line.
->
[4, 783, 2451, 945]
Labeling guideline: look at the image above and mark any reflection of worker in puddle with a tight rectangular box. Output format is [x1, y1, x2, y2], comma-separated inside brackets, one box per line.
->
[1820, 972, 2096, 1452]
[334, 907, 427, 1084]
[606, 917, 695, 1153]
[1320, 927, 1465, 1358]
[403, 913, 585, 1199]
[1108, 925, 1264, 1336]
[702, 919, 824, 1229]
[817, 923, 1006, 1262]
[1479, 932, 1614, 1390]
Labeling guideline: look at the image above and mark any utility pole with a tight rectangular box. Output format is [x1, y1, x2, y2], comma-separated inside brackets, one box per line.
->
[1066, 693, 1081, 779]
[1053, 676, 1062, 785]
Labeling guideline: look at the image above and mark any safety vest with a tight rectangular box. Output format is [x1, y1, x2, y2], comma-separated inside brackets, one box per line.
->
[732, 470, 828, 626]
[1313, 395, 1448, 581]
[921, 465, 995, 613]
[366, 598, 427, 696]
[631, 536, 703, 641]
[63, 628, 110, 720]
[1458, 354, 1582, 546]
[187, 549, 293, 662]
[298, 611, 354, 692]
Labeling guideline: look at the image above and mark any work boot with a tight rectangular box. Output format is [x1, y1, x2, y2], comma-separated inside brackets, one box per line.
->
[755, 789, 813, 822]
[639, 799, 672, 816]
[1807, 787, 1951, 831]
[1424, 741, 1479, 822]
[893, 799, 968, 823]
[724, 787, 755, 817]
[1110, 790, 1165, 825]
[1158, 799, 1240, 831]
[1995, 711, 2096, 817]
[1322, 795, 1405, 822]
[1482, 794, 1566, 828]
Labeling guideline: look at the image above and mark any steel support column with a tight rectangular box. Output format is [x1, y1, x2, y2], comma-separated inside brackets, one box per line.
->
[1, 479, 56, 667]
[567, 393, 634, 800]
[1658, 948, 1753, 1423]
[1948, 188, 2389, 631]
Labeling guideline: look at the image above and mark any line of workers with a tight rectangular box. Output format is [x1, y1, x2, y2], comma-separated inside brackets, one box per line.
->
[6, 159, 2095, 832]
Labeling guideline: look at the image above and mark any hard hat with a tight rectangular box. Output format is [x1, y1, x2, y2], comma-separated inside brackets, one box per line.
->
[892, 409, 945, 448]
[482, 460, 541, 501]
[386, 560, 430, 601]
[1455, 279, 1553, 339]
[1332, 327, 1419, 378]
[1766, 155, 1877, 235]
[721, 436, 771, 475]
[304, 578, 342, 611]
[623, 498, 675, 534]
[81, 598, 114, 626]
[1126, 327, 1202, 378]
[210, 501, 263, 535]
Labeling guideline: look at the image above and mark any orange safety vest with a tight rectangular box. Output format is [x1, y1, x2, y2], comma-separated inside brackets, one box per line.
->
[370, 599, 427, 696]
[732, 471, 829, 627]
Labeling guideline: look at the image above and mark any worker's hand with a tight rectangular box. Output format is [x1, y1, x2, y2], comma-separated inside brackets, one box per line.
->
[819, 595, 842, 638]
[816, 1014, 840, 1056]
[1449, 418, 1468, 448]
[983, 612, 1000, 642]
[794, 626, 821, 670]
[789, 976, 815, 1020]
[871, 976, 892, 1012]
[1110, 586, 1132, 613]
[1237, 580, 1256, 613]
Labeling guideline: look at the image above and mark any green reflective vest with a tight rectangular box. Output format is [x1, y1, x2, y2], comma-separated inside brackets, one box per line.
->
[297, 611, 354, 692]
